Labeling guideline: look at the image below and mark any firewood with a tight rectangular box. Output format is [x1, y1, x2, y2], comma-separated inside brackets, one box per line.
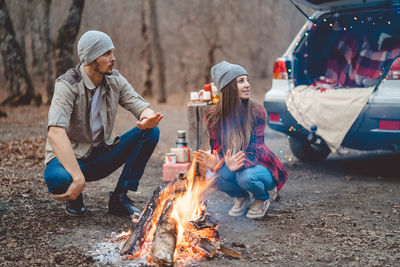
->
[219, 245, 242, 259]
[150, 200, 177, 266]
[183, 230, 220, 258]
[189, 210, 218, 229]
[120, 186, 162, 255]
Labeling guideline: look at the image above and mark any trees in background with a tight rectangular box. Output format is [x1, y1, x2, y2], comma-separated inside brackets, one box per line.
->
[140, 0, 166, 103]
[0, 0, 84, 106]
[0, 0, 39, 106]
[54, 0, 84, 78]
[0, 0, 305, 105]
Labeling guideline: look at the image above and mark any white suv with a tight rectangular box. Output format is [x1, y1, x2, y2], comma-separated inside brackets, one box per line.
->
[264, 0, 400, 162]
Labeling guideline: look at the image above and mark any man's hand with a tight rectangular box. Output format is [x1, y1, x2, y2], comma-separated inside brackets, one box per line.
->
[53, 176, 85, 201]
[225, 149, 245, 172]
[136, 112, 164, 130]
[193, 149, 219, 170]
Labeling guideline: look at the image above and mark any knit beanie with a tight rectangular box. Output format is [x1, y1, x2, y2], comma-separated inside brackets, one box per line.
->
[211, 61, 248, 90]
[77, 30, 115, 65]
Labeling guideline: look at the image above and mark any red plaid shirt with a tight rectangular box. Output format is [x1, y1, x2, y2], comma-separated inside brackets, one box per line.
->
[207, 104, 288, 191]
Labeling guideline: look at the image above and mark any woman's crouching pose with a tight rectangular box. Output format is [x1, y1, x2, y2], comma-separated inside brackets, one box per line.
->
[194, 61, 288, 219]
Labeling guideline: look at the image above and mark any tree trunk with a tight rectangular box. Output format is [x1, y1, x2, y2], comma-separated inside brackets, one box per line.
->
[42, 0, 54, 104]
[150, 0, 166, 103]
[204, 43, 218, 84]
[29, 0, 44, 77]
[140, 0, 153, 97]
[0, 0, 40, 106]
[54, 0, 84, 78]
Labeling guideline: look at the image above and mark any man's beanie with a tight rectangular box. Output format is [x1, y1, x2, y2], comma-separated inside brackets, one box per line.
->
[211, 61, 248, 90]
[77, 30, 115, 65]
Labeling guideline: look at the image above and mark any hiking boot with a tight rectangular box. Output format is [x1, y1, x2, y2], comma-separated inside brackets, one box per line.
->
[228, 197, 250, 217]
[108, 191, 141, 217]
[65, 194, 86, 216]
[246, 199, 270, 219]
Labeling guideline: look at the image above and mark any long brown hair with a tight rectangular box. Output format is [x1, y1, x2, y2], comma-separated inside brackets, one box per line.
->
[207, 78, 257, 155]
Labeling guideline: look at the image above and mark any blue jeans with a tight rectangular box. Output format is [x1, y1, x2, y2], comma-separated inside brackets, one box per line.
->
[215, 164, 276, 200]
[44, 126, 160, 194]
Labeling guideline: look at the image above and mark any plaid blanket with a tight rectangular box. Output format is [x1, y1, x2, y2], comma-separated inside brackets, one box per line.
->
[324, 33, 400, 87]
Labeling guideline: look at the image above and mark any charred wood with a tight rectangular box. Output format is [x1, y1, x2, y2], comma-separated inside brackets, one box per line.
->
[120, 186, 162, 255]
[183, 231, 220, 258]
[189, 210, 218, 230]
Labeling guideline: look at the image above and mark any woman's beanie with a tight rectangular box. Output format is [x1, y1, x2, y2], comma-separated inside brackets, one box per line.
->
[211, 61, 248, 90]
[77, 31, 115, 65]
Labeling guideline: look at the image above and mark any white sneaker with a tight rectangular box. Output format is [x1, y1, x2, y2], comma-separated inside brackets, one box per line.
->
[246, 199, 270, 219]
[228, 197, 250, 216]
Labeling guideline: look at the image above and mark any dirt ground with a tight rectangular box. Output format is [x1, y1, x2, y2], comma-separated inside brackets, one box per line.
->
[0, 98, 399, 266]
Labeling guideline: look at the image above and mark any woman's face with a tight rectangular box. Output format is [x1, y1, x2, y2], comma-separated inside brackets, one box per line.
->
[236, 75, 250, 100]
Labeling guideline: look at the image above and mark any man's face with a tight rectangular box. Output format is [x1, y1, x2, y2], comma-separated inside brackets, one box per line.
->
[92, 49, 116, 75]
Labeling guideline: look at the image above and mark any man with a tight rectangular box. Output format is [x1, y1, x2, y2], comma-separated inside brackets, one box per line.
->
[44, 30, 163, 217]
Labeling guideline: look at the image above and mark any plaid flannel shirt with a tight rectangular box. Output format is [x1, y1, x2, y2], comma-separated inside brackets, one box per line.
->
[207, 104, 288, 192]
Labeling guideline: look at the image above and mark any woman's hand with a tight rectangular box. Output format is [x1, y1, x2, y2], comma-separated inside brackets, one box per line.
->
[136, 112, 164, 130]
[193, 149, 219, 170]
[225, 149, 245, 172]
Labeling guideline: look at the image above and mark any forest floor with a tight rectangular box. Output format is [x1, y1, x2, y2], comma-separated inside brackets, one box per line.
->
[0, 97, 399, 266]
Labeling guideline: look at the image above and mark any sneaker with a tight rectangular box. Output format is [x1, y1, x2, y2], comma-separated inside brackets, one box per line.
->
[228, 197, 250, 217]
[246, 199, 270, 219]
[108, 191, 141, 217]
[65, 194, 86, 216]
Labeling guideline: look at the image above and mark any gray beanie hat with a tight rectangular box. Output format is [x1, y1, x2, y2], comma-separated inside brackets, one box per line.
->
[77, 30, 115, 65]
[211, 61, 248, 90]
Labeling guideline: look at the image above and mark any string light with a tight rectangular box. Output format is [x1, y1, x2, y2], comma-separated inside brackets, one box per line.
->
[316, 11, 399, 31]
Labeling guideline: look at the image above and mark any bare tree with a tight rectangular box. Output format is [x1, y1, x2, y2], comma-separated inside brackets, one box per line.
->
[29, 0, 44, 77]
[150, 0, 166, 103]
[54, 0, 84, 78]
[140, 0, 153, 97]
[42, 0, 53, 103]
[0, 0, 40, 106]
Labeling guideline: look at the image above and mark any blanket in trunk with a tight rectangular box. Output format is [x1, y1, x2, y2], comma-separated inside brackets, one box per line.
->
[286, 85, 374, 152]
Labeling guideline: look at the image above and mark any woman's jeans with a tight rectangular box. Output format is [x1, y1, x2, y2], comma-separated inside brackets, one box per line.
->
[44, 126, 160, 194]
[215, 164, 276, 200]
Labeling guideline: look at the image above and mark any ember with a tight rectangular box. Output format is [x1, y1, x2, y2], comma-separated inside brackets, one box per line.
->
[119, 159, 241, 265]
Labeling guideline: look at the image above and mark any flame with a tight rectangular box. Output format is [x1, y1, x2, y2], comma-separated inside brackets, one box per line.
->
[114, 230, 132, 242]
[123, 157, 218, 264]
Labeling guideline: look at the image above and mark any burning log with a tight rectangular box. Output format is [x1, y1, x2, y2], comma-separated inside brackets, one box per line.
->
[189, 205, 218, 230]
[183, 230, 220, 258]
[150, 200, 177, 266]
[120, 186, 162, 256]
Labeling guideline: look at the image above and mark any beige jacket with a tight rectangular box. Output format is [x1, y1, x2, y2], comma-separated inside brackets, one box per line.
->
[45, 64, 149, 164]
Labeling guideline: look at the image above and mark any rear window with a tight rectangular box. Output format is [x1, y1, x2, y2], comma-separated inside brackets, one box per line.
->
[294, 7, 400, 88]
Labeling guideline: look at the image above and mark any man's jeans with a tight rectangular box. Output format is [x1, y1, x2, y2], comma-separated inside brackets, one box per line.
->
[44, 126, 160, 194]
[215, 164, 276, 200]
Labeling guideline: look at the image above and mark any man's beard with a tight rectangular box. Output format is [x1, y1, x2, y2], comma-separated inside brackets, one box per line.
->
[93, 61, 113, 75]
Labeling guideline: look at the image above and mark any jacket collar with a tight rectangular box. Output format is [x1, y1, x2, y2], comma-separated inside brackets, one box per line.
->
[79, 64, 97, 90]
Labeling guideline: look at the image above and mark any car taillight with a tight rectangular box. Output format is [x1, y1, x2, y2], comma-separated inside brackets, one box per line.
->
[269, 113, 281, 122]
[379, 120, 400, 130]
[273, 59, 288, 80]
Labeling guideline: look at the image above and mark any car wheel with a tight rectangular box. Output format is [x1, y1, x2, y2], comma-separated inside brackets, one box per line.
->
[289, 136, 330, 162]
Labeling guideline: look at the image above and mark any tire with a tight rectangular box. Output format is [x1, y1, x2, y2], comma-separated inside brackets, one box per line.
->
[289, 136, 331, 162]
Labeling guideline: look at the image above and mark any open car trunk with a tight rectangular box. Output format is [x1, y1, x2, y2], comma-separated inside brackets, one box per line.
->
[286, 6, 400, 153]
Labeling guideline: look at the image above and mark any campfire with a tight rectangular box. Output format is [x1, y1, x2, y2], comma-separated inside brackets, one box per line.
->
[116, 159, 241, 266]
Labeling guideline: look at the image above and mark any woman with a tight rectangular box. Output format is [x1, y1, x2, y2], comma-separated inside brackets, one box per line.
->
[194, 61, 288, 219]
